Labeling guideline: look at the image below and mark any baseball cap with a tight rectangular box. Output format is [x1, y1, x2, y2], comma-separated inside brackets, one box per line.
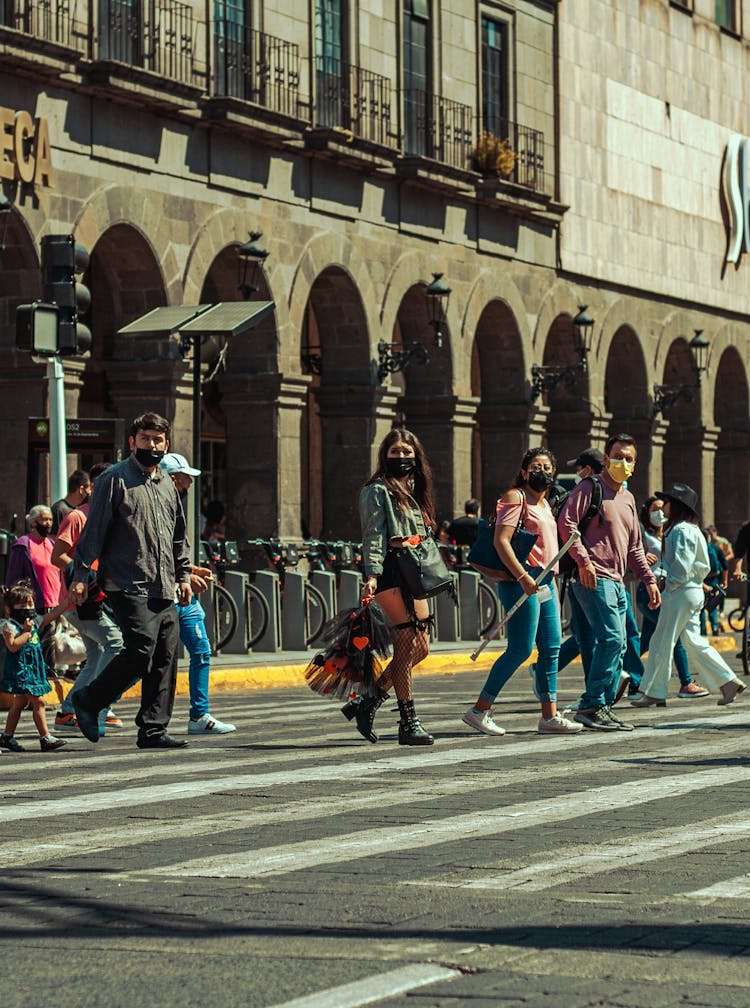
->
[160, 452, 201, 476]
[565, 448, 604, 472]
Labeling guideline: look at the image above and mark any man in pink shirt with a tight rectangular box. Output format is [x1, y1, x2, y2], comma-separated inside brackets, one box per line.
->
[558, 433, 661, 731]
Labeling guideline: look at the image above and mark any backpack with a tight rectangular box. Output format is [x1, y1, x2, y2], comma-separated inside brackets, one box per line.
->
[557, 476, 604, 577]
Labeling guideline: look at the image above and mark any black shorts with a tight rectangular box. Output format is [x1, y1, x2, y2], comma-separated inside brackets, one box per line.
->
[376, 551, 400, 593]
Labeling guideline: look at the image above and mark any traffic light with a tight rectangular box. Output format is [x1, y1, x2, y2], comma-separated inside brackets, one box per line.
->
[40, 233, 92, 355]
[15, 301, 59, 355]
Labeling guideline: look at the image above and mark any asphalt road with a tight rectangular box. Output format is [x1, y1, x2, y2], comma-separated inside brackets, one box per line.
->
[2, 657, 750, 1008]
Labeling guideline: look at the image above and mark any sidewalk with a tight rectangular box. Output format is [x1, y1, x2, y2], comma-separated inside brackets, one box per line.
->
[40, 630, 742, 704]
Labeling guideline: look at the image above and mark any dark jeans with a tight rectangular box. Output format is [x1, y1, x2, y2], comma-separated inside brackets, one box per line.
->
[81, 593, 179, 739]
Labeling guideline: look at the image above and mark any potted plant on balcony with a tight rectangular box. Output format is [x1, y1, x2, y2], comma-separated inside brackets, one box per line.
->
[472, 131, 517, 190]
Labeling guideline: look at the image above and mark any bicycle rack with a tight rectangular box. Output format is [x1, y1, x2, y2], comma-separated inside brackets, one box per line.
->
[223, 570, 250, 654]
[337, 570, 361, 611]
[310, 570, 336, 622]
[252, 570, 282, 652]
[434, 573, 460, 641]
[281, 570, 307, 650]
[458, 570, 481, 641]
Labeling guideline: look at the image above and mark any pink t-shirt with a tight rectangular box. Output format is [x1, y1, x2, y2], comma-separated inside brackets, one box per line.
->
[28, 535, 62, 606]
[495, 491, 559, 572]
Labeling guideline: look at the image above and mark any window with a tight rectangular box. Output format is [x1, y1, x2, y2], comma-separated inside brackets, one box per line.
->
[315, 0, 348, 126]
[481, 16, 509, 137]
[214, 0, 247, 97]
[716, 0, 738, 31]
[403, 0, 431, 155]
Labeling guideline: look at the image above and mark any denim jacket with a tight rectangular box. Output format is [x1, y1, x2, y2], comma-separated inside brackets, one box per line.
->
[359, 481, 428, 576]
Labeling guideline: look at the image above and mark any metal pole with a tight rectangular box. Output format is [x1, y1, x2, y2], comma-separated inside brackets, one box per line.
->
[47, 355, 67, 502]
[192, 335, 201, 564]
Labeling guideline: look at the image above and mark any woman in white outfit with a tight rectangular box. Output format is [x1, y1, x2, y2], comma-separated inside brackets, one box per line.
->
[632, 483, 745, 707]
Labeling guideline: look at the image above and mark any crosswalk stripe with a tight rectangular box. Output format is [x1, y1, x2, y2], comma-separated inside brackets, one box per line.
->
[265, 963, 459, 1008]
[684, 875, 750, 899]
[414, 809, 750, 893]
[136, 765, 750, 880]
[7, 735, 746, 868]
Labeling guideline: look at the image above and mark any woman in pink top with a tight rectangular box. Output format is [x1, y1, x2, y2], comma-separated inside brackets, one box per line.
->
[463, 447, 582, 737]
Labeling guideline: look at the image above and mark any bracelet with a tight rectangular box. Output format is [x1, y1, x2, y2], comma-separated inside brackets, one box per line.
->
[516, 572, 528, 582]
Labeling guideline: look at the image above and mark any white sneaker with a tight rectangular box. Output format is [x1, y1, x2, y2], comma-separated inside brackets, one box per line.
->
[538, 714, 583, 735]
[188, 713, 237, 734]
[462, 707, 505, 736]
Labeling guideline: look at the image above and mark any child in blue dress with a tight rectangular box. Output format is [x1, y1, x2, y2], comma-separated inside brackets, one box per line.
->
[0, 580, 67, 752]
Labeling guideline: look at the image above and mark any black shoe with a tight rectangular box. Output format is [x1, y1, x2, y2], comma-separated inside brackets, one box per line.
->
[397, 699, 434, 746]
[0, 735, 25, 752]
[71, 694, 100, 743]
[136, 732, 189, 750]
[340, 695, 361, 722]
[603, 706, 635, 732]
[354, 689, 389, 743]
[573, 706, 619, 731]
[40, 736, 66, 752]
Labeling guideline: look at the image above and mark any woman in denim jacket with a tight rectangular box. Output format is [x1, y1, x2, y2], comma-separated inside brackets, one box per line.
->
[634, 483, 744, 707]
[345, 428, 436, 746]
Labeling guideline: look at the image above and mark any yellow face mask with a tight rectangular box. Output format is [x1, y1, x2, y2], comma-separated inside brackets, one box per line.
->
[607, 459, 635, 484]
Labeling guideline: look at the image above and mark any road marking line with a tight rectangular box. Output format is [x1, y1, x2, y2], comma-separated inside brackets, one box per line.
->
[137, 765, 750, 879]
[412, 809, 750, 892]
[685, 875, 750, 899]
[7, 735, 744, 867]
[264, 963, 459, 1008]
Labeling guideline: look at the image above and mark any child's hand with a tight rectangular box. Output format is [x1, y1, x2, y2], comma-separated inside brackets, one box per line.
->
[22, 617, 34, 633]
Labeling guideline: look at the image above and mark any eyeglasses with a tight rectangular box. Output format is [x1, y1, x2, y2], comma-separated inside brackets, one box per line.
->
[528, 465, 554, 474]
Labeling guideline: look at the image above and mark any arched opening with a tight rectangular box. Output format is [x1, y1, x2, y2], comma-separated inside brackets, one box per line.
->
[302, 267, 371, 538]
[604, 324, 650, 500]
[541, 313, 592, 466]
[81, 223, 167, 418]
[661, 337, 703, 496]
[714, 346, 750, 539]
[471, 299, 526, 516]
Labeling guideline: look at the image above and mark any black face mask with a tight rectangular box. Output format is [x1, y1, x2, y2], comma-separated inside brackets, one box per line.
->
[11, 607, 35, 623]
[385, 458, 416, 478]
[135, 448, 166, 469]
[527, 470, 554, 492]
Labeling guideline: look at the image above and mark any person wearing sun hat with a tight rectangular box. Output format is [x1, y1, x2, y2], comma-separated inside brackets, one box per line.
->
[632, 482, 745, 708]
[160, 452, 236, 736]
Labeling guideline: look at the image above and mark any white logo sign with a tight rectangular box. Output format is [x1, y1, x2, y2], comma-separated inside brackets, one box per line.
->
[723, 134, 750, 265]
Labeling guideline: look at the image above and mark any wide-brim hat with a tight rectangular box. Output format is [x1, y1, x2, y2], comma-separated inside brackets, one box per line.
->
[657, 482, 699, 515]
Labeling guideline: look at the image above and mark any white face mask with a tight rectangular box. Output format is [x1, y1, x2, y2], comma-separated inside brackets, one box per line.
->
[650, 509, 666, 527]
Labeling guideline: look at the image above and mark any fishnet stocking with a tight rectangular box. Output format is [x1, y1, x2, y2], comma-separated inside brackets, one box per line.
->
[377, 624, 430, 701]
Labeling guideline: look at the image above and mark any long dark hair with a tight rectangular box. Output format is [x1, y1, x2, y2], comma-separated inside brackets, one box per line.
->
[511, 447, 556, 490]
[366, 427, 436, 526]
[640, 495, 661, 529]
[664, 498, 699, 532]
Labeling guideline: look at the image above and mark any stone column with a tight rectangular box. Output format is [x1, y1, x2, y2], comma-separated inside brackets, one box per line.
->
[62, 358, 86, 474]
[546, 410, 606, 471]
[697, 425, 720, 526]
[106, 357, 193, 450]
[219, 371, 311, 541]
[715, 429, 750, 538]
[625, 416, 663, 503]
[0, 348, 48, 516]
[474, 403, 548, 515]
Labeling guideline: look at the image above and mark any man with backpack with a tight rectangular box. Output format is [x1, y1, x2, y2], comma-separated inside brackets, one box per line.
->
[558, 433, 660, 731]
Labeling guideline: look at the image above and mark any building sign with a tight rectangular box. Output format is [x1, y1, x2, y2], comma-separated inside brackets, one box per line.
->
[28, 418, 126, 453]
[723, 134, 749, 265]
[0, 107, 54, 187]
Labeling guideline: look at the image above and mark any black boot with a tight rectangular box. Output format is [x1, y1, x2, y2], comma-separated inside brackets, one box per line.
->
[340, 695, 361, 722]
[397, 699, 434, 746]
[354, 688, 389, 743]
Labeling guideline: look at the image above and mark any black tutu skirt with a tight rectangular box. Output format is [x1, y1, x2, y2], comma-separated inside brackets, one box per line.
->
[304, 600, 393, 700]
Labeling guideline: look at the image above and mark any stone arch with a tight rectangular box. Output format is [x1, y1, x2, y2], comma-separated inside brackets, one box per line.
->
[659, 333, 703, 497]
[538, 307, 593, 465]
[713, 336, 750, 538]
[603, 324, 650, 500]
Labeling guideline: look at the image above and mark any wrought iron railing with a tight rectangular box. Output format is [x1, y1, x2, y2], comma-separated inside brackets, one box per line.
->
[480, 116, 550, 193]
[403, 89, 473, 170]
[0, 0, 86, 48]
[213, 25, 300, 117]
[315, 56, 392, 146]
[99, 0, 197, 86]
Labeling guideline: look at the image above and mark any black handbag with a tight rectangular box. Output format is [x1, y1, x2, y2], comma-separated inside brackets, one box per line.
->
[391, 532, 455, 600]
[704, 585, 726, 614]
[468, 493, 537, 579]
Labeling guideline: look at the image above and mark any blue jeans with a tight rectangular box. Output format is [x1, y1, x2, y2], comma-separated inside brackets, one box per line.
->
[178, 599, 211, 720]
[637, 582, 691, 686]
[558, 584, 593, 676]
[699, 577, 721, 634]
[63, 609, 124, 727]
[480, 569, 561, 704]
[622, 592, 645, 688]
[570, 577, 628, 709]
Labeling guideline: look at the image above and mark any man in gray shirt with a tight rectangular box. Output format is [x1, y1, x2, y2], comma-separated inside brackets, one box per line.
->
[71, 412, 193, 748]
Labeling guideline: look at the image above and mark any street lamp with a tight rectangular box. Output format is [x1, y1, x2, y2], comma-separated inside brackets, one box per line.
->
[0, 193, 11, 253]
[530, 305, 595, 402]
[652, 330, 711, 417]
[237, 231, 269, 300]
[425, 272, 451, 349]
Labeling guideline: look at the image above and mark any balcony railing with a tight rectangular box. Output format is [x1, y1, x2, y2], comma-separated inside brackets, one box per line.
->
[403, 89, 472, 170]
[315, 56, 392, 147]
[0, 0, 86, 49]
[99, 0, 197, 86]
[213, 25, 300, 118]
[482, 116, 550, 193]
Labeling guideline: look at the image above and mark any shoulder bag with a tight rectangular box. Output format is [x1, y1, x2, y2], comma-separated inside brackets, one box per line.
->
[384, 495, 455, 600]
[468, 492, 537, 582]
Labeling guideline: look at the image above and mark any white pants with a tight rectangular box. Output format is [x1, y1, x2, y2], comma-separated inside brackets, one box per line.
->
[640, 584, 735, 700]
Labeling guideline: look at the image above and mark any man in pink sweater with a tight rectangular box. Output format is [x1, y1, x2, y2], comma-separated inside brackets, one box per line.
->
[558, 433, 661, 731]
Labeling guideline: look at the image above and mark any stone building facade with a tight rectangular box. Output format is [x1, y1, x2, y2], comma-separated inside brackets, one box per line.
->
[0, 0, 748, 546]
